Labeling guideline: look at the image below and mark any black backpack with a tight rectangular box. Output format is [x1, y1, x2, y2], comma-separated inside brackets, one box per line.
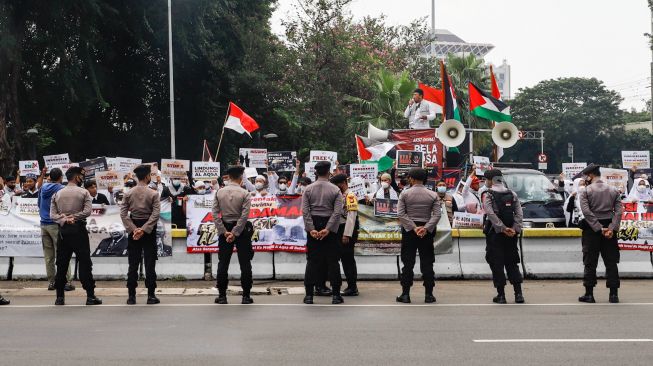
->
[487, 190, 516, 228]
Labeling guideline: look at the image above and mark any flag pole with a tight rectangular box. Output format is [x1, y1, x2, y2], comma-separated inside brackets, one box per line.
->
[215, 104, 230, 159]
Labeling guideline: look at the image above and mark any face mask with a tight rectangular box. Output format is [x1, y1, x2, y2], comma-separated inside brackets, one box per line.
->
[437, 186, 447, 194]
[578, 186, 586, 192]
[381, 182, 390, 190]
[172, 180, 181, 187]
[279, 183, 288, 191]
[637, 185, 647, 193]
[255, 182, 265, 191]
[76, 177, 84, 187]
[197, 189, 206, 195]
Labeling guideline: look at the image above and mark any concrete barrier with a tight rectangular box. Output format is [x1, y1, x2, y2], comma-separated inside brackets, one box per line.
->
[457, 230, 493, 279]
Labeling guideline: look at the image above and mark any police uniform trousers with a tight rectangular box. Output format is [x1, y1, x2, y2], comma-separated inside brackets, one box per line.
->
[304, 216, 342, 291]
[216, 221, 254, 293]
[337, 222, 359, 289]
[485, 231, 523, 288]
[55, 222, 95, 297]
[400, 222, 435, 289]
[127, 218, 157, 291]
[581, 219, 620, 289]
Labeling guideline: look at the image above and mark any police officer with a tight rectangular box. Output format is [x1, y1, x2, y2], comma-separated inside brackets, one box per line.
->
[396, 168, 441, 303]
[212, 166, 254, 305]
[330, 174, 360, 296]
[578, 164, 623, 303]
[302, 161, 344, 304]
[121, 164, 161, 305]
[50, 167, 102, 306]
[482, 169, 524, 304]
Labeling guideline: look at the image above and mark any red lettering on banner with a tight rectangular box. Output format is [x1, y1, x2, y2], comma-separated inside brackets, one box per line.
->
[623, 202, 638, 212]
[622, 212, 639, 221]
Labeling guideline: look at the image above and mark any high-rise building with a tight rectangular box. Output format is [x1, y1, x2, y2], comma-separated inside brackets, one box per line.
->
[491, 59, 512, 100]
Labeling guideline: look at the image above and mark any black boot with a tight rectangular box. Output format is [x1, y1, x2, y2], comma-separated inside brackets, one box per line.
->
[332, 287, 344, 304]
[55, 296, 65, 306]
[493, 286, 507, 304]
[0, 296, 10, 305]
[242, 289, 254, 304]
[341, 286, 359, 296]
[578, 286, 596, 303]
[303, 286, 314, 304]
[127, 288, 136, 305]
[215, 289, 228, 304]
[425, 287, 436, 303]
[315, 284, 332, 297]
[86, 291, 102, 305]
[147, 288, 160, 305]
[396, 286, 411, 303]
[514, 283, 525, 304]
[609, 288, 619, 303]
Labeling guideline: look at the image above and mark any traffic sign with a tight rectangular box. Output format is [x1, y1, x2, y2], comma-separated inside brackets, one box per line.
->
[537, 153, 548, 163]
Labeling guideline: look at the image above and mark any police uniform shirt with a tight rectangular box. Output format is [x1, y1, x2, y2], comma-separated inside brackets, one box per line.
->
[579, 179, 623, 232]
[301, 177, 343, 233]
[482, 185, 523, 234]
[120, 183, 161, 234]
[212, 182, 251, 236]
[50, 185, 92, 226]
[340, 190, 358, 237]
[397, 183, 441, 233]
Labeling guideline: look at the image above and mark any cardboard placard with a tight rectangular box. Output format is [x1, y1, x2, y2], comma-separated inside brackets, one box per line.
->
[79, 158, 108, 180]
[95, 170, 122, 189]
[562, 162, 587, 179]
[192, 162, 221, 180]
[43, 153, 70, 168]
[239, 148, 268, 168]
[309, 150, 337, 164]
[18, 161, 40, 177]
[396, 150, 424, 172]
[350, 164, 378, 184]
[622, 151, 650, 169]
[348, 177, 367, 201]
[374, 198, 399, 218]
[160, 159, 190, 178]
[473, 156, 491, 176]
[267, 151, 297, 172]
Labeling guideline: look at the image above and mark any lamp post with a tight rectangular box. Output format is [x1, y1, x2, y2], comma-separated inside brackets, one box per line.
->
[26, 128, 39, 160]
[262, 133, 278, 149]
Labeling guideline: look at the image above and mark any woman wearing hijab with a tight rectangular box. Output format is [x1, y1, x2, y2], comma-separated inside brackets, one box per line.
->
[627, 179, 653, 203]
[564, 178, 586, 227]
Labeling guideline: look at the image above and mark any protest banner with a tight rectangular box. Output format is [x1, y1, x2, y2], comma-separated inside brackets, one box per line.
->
[239, 148, 268, 168]
[0, 197, 43, 257]
[18, 160, 40, 176]
[114, 157, 142, 173]
[562, 162, 587, 179]
[50, 163, 79, 182]
[350, 164, 378, 184]
[390, 129, 444, 174]
[304, 162, 317, 180]
[452, 212, 484, 229]
[95, 170, 122, 189]
[442, 168, 462, 189]
[79, 157, 108, 180]
[396, 150, 424, 173]
[160, 159, 190, 178]
[43, 153, 70, 167]
[355, 205, 402, 255]
[600, 167, 629, 194]
[622, 151, 650, 169]
[472, 156, 491, 176]
[618, 202, 653, 251]
[310, 150, 337, 163]
[267, 151, 297, 172]
[348, 177, 367, 201]
[192, 161, 221, 180]
[374, 198, 398, 218]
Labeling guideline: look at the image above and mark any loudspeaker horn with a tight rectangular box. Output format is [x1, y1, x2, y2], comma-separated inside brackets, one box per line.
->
[437, 119, 466, 147]
[367, 123, 390, 141]
[491, 122, 519, 148]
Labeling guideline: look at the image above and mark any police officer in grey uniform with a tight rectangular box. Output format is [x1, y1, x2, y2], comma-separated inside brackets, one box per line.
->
[396, 168, 441, 303]
[212, 166, 254, 305]
[302, 161, 344, 305]
[482, 169, 524, 304]
[578, 164, 623, 303]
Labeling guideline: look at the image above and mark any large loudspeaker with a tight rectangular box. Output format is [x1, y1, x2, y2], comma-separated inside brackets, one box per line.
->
[491, 122, 519, 148]
[437, 119, 466, 147]
[367, 123, 390, 141]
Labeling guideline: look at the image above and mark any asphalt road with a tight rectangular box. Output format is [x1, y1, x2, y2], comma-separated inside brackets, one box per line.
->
[2, 280, 653, 366]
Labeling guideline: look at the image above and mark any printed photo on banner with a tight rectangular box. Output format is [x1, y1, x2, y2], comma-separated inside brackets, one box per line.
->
[452, 212, 484, 229]
[43, 153, 70, 167]
[373, 198, 398, 218]
[267, 151, 297, 172]
[618, 202, 653, 251]
[442, 168, 462, 189]
[192, 161, 221, 180]
[95, 170, 122, 189]
[18, 160, 40, 176]
[472, 156, 491, 176]
[396, 150, 424, 172]
[562, 162, 587, 179]
[622, 151, 650, 169]
[350, 163, 378, 184]
[160, 159, 190, 178]
[348, 177, 367, 201]
[239, 148, 268, 168]
[79, 157, 108, 180]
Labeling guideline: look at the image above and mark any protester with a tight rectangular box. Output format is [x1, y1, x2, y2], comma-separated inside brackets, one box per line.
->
[564, 178, 586, 227]
[462, 169, 482, 214]
[404, 88, 436, 129]
[373, 173, 399, 200]
[2, 175, 20, 196]
[295, 177, 312, 195]
[436, 180, 457, 224]
[84, 180, 111, 205]
[167, 175, 192, 228]
[20, 173, 41, 198]
[627, 178, 653, 203]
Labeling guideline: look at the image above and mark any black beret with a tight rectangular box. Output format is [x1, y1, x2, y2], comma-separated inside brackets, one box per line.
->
[66, 166, 84, 177]
[133, 164, 151, 176]
[315, 161, 331, 170]
[329, 173, 348, 185]
[226, 166, 245, 176]
[483, 169, 503, 180]
[579, 163, 601, 177]
[407, 167, 428, 182]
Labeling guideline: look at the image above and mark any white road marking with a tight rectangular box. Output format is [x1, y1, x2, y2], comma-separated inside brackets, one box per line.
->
[474, 339, 653, 343]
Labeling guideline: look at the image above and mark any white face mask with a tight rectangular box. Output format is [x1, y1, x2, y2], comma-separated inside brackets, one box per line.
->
[578, 186, 586, 192]
[172, 179, 181, 187]
[637, 185, 647, 193]
[279, 183, 288, 191]
[197, 189, 206, 195]
[255, 182, 265, 191]
[381, 182, 390, 190]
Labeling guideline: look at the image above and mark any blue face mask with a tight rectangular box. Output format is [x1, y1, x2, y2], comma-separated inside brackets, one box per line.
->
[436, 186, 447, 194]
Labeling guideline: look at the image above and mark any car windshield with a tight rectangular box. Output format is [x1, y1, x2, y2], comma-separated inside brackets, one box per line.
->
[503, 173, 563, 203]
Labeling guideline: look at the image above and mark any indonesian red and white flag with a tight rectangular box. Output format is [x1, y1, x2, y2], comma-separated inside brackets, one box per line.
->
[224, 102, 259, 137]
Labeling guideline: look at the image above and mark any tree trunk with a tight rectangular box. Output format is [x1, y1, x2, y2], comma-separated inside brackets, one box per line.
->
[0, 99, 15, 174]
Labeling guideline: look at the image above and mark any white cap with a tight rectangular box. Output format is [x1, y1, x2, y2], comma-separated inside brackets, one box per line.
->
[194, 181, 206, 188]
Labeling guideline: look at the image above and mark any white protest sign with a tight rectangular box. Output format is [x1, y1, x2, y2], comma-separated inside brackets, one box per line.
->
[50, 163, 79, 182]
[452, 212, 484, 229]
[114, 157, 142, 173]
[43, 153, 70, 168]
[239, 148, 268, 168]
[245, 167, 259, 179]
[348, 177, 367, 201]
[304, 162, 317, 180]
[19, 161, 40, 176]
[622, 151, 650, 169]
[160, 159, 190, 178]
[473, 156, 491, 176]
[600, 167, 629, 194]
[95, 170, 122, 189]
[350, 164, 378, 184]
[562, 162, 587, 179]
[192, 162, 221, 180]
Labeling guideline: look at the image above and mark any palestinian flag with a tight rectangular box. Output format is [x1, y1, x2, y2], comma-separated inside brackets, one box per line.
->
[490, 65, 505, 161]
[440, 61, 461, 122]
[356, 135, 396, 171]
[418, 82, 443, 114]
[468, 82, 512, 122]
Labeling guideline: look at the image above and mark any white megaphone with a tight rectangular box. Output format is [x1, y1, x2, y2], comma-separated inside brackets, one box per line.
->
[367, 123, 390, 141]
[437, 119, 466, 147]
[491, 122, 519, 148]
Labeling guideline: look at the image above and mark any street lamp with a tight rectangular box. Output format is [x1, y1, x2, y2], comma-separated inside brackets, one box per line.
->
[26, 128, 39, 160]
[263, 133, 278, 139]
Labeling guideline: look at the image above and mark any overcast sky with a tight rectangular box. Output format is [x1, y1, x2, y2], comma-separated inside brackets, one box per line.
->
[271, 0, 652, 111]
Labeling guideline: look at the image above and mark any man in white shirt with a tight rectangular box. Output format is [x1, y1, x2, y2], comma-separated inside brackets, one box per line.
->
[404, 88, 436, 129]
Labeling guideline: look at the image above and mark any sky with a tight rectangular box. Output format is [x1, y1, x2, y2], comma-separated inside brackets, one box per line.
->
[271, 0, 652, 111]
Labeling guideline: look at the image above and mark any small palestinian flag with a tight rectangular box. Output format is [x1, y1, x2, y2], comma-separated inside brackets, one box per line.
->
[440, 61, 461, 122]
[468, 82, 512, 122]
[355, 135, 396, 171]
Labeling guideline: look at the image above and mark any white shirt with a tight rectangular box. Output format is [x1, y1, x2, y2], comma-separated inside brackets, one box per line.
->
[404, 100, 436, 129]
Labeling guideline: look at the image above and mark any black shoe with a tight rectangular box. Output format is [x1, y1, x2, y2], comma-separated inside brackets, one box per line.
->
[332, 295, 344, 304]
[425, 294, 436, 303]
[215, 295, 228, 305]
[64, 282, 76, 292]
[55, 297, 65, 306]
[609, 294, 620, 303]
[0, 296, 9, 305]
[147, 296, 160, 305]
[341, 287, 359, 296]
[47, 282, 55, 291]
[242, 296, 254, 304]
[127, 296, 136, 305]
[578, 294, 596, 303]
[86, 296, 102, 305]
[515, 294, 525, 304]
[315, 286, 332, 297]
[303, 295, 314, 304]
[396, 294, 411, 303]
[493, 295, 507, 304]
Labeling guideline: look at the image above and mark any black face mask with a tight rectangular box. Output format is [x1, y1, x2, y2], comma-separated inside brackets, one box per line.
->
[76, 176, 84, 187]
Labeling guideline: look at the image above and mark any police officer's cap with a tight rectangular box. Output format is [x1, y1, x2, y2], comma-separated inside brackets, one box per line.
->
[483, 169, 503, 180]
[314, 161, 331, 176]
[407, 168, 428, 182]
[579, 163, 601, 177]
[226, 165, 245, 178]
[329, 173, 348, 185]
[133, 164, 151, 177]
[66, 166, 84, 177]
